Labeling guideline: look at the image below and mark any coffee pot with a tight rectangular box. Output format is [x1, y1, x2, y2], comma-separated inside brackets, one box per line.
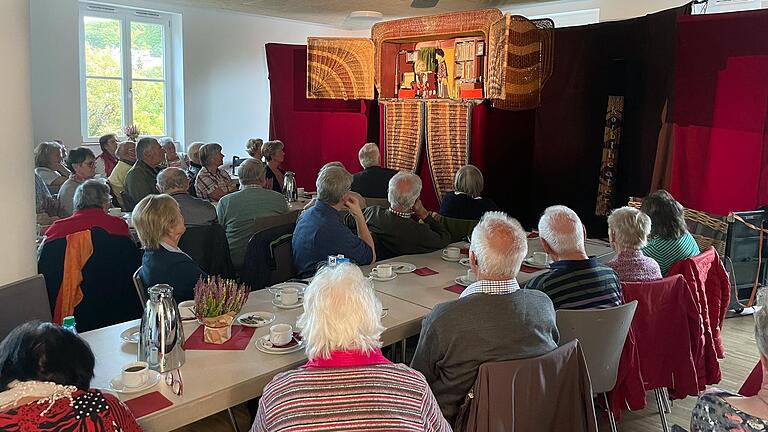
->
[283, 171, 298, 202]
[138, 284, 185, 372]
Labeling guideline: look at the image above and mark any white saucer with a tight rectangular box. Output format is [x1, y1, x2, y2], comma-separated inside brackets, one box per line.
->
[268, 282, 307, 295]
[387, 262, 416, 273]
[459, 258, 471, 267]
[455, 276, 474, 287]
[120, 326, 140, 344]
[237, 311, 275, 328]
[109, 370, 161, 394]
[523, 258, 551, 269]
[177, 300, 197, 321]
[255, 336, 305, 354]
[441, 255, 461, 262]
[272, 299, 303, 310]
[369, 272, 397, 282]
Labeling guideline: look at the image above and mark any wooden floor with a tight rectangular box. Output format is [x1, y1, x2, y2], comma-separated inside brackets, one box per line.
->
[173, 314, 760, 432]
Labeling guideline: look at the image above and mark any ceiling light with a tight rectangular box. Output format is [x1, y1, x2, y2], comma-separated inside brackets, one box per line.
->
[344, 10, 384, 29]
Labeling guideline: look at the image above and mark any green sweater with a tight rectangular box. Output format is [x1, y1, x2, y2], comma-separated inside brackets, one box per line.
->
[643, 231, 700, 275]
[216, 186, 289, 269]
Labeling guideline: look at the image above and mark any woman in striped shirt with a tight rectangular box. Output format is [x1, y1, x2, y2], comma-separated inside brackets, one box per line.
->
[250, 263, 450, 432]
[640, 190, 700, 275]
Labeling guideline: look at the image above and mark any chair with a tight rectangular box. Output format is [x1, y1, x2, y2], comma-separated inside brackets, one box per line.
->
[454, 340, 597, 432]
[240, 223, 296, 291]
[178, 223, 235, 278]
[363, 197, 389, 209]
[133, 267, 147, 309]
[622, 275, 702, 432]
[232, 155, 244, 175]
[441, 216, 479, 243]
[0, 275, 52, 339]
[252, 212, 299, 234]
[269, 233, 296, 285]
[556, 301, 638, 432]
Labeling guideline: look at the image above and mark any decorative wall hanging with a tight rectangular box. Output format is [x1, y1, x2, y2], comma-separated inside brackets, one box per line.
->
[595, 96, 624, 216]
[425, 101, 472, 200]
[306, 38, 375, 100]
[381, 100, 424, 173]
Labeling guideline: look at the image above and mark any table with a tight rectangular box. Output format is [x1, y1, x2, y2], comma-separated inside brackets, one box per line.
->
[362, 238, 614, 310]
[83, 289, 429, 431]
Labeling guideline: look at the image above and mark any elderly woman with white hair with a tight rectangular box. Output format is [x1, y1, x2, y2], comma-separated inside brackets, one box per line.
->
[34, 141, 70, 194]
[439, 164, 499, 220]
[251, 263, 450, 432]
[159, 137, 187, 170]
[605, 206, 662, 282]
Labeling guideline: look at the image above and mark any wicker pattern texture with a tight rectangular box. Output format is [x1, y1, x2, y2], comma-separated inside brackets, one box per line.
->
[596, 96, 624, 216]
[382, 100, 423, 173]
[306, 37, 375, 100]
[425, 101, 472, 201]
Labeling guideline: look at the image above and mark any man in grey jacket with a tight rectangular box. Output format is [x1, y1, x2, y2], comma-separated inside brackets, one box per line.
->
[157, 167, 217, 227]
[411, 211, 559, 425]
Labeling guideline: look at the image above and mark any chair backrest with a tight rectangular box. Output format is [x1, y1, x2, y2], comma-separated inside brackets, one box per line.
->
[556, 301, 638, 393]
[178, 223, 235, 278]
[441, 216, 480, 243]
[269, 233, 296, 285]
[363, 197, 389, 209]
[240, 222, 296, 291]
[252, 212, 299, 236]
[133, 267, 147, 310]
[232, 155, 244, 175]
[0, 275, 51, 339]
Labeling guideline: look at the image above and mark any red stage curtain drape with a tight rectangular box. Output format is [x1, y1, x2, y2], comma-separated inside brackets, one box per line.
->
[670, 10, 768, 215]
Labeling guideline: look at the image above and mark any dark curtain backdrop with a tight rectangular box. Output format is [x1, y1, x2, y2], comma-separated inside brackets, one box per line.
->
[265, 4, 687, 233]
[670, 10, 768, 215]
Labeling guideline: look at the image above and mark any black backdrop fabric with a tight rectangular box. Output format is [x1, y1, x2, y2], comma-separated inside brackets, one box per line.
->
[266, 4, 690, 234]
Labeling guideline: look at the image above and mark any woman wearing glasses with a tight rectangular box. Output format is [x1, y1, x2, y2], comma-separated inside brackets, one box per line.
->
[0, 321, 141, 431]
[57, 147, 97, 217]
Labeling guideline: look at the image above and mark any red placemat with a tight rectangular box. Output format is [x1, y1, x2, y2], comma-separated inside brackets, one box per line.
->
[444, 284, 466, 294]
[124, 391, 173, 418]
[414, 267, 438, 276]
[183, 325, 256, 350]
[520, 265, 543, 273]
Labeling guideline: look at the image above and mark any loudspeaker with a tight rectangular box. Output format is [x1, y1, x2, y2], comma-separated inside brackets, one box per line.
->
[725, 210, 767, 307]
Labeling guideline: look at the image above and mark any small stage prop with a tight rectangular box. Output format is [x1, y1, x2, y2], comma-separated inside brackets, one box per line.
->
[596, 96, 625, 216]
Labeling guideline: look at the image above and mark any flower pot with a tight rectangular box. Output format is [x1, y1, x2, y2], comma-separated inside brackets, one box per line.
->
[202, 313, 235, 344]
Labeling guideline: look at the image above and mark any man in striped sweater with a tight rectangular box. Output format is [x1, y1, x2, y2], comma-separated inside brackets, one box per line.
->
[525, 205, 622, 310]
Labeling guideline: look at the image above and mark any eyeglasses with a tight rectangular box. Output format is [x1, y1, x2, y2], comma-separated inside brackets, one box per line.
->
[165, 368, 183, 396]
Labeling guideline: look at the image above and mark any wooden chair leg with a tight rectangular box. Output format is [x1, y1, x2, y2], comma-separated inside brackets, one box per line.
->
[654, 389, 669, 432]
[228, 407, 241, 432]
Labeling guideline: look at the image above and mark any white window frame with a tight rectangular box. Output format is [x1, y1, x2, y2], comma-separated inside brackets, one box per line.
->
[79, 2, 174, 142]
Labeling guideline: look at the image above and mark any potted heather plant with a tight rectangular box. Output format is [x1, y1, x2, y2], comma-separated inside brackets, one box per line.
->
[124, 124, 141, 142]
[193, 276, 248, 344]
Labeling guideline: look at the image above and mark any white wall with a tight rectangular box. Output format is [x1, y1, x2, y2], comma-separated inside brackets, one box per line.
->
[2, 0, 37, 284]
[29, 0, 365, 158]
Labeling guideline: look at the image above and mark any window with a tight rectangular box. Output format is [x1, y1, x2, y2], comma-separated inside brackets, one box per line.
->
[79, 4, 173, 141]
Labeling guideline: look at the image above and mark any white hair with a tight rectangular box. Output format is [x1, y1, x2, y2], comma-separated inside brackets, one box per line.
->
[538, 205, 586, 255]
[237, 158, 265, 186]
[454, 165, 484, 198]
[156, 167, 188, 192]
[358, 143, 381, 169]
[387, 171, 421, 211]
[607, 206, 651, 250]
[297, 263, 384, 360]
[470, 212, 528, 279]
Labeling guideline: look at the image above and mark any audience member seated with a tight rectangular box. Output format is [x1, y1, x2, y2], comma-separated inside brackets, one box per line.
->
[350, 143, 397, 199]
[251, 263, 450, 432]
[606, 206, 662, 282]
[124, 137, 164, 210]
[160, 137, 186, 170]
[0, 321, 141, 431]
[34, 173, 59, 220]
[677, 291, 768, 431]
[217, 159, 289, 269]
[186, 142, 203, 178]
[411, 212, 559, 424]
[194, 143, 238, 202]
[262, 140, 286, 193]
[94, 133, 118, 177]
[246, 138, 263, 160]
[157, 167, 217, 227]
[57, 147, 96, 217]
[439, 164, 499, 220]
[133, 194, 205, 302]
[526, 205, 622, 309]
[45, 180, 129, 242]
[293, 166, 375, 277]
[33, 141, 70, 195]
[107, 141, 136, 209]
[352, 171, 450, 260]
[641, 190, 700, 275]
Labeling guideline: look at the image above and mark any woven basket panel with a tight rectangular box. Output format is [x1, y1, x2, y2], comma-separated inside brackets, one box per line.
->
[425, 102, 472, 200]
[306, 38, 375, 100]
[382, 101, 423, 172]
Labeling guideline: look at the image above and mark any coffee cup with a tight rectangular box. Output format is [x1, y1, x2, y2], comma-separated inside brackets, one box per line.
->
[466, 269, 477, 283]
[371, 264, 393, 278]
[275, 287, 299, 306]
[442, 247, 461, 260]
[122, 361, 149, 388]
[269, 324, 293, 347]
[533, 252, 549, 265]
[108, 207, 122, 217]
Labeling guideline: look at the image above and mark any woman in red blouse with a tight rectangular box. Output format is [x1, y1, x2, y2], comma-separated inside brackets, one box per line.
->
[0, 321, 142, 432]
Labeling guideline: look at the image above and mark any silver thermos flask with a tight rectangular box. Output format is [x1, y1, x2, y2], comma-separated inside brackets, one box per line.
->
[283, 171, 298, 202]
[139, 284, 186, 372]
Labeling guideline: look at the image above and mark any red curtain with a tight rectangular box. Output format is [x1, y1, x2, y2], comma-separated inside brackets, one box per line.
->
[670, 10, 768, 215]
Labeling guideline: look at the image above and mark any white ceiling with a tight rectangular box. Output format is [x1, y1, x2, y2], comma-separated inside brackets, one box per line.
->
[152, 0, 549, 27]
